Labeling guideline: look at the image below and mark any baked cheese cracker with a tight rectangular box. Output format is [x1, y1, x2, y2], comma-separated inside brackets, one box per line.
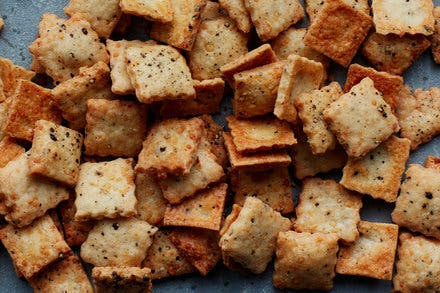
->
[395, 85, 417, 122]
[218, 0, 252, 33]
[0, 215, 70, 279]
[294, 178, 362, 243]
[273, 231, 338, 290]
[92, 267, 152, 293]
[163, 183, 227, 230]
[0, 137, 25, 168]
[81, 218, 158, 267]
[336, 221, 398, 280]
[0, 57, 35, 103]
[432, 7, 440, 64]
[306, 0, 370, 23]
[135, 173, 167, 226]
[120, 0, 173, 23]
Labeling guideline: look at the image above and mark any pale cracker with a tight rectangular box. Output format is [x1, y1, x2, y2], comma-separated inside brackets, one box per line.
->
[200, 114, 228, 168]
[306, 0, 370, 23]
[294, 178, 362, 243]
[0, 57, 35, 103]
[425, 155, 440, 172]
[81, 218, 158, 267]
[92, 267, 152, 293]
[273, 231, 338, 290]
[120, 0, 173, 23]
[395, 85, 417, 121]
[135, 172, 167, 226]
[432, 7, 440, 64]
[0, 136, 25, 168]
[336, 221, 398, 280]
[218, 0, 252, 33]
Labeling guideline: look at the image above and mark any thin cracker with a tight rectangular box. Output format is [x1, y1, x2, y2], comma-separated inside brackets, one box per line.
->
[306, 0, 370, 23]
[120, 0, 173, 23]
[0, 57, 35, 103]
[92, 267, 152, 293]
[135, 172, 167, 226]
[432, 7, 440, 64]
[218, 0, 252, 33]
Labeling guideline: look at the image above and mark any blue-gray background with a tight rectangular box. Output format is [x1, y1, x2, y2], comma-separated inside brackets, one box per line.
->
[0, 0, 439, 292]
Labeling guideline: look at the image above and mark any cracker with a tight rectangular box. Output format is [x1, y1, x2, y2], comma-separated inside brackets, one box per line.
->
[200, 114, 228, 168]
[233, 61, 285, 118]
[64, 0, 122, 38]
[395, 85, 417, 121]
[0, 103, 6, 141]
[294, 178, 362, 243]
[0, 137, 25, 168]
[295, 82, 342, 155]
[168, 228, 221, 276]
[0, 57, 35, 103]
[244, 0, 304, 41]
[323, 77, 399, 157]
[136, 117, 204, 178]
[223, 132, 292, 170]
[92, 267, 152, 293]
[392, 164, 440, 239]
[29, 13, 109, 83]
[219, 196, 291, 274]
[306, 0, 370, 23]
[4, 80, 61, 141]
[227, 116, 296, 153]
[135, 173, 167, 226]
[336, 221, 398, 280]
[74, 158, 137, 221]
[231, 167, 294, 214]
[425, 155, 440, 172]
[201, 1, 229, 21]
[28, 120, 83, 186]
[125, 44, 195, 103]
[273, 231, 338, 290]
[393, 232, 440, 292]
[142, 231, 196, 279]
[29, 252, 93, 293]
[188, 17, 248, 80]
[218, 0, 252, 33]
[150, 0, 207, 51]
[158, 146, 225, 204]
[0, 215, 70, 279]
[0, 153, 69, 227]
[399, 87, 440, 150]
[361, 32, 431, 75]
[120, 0, 173, 23]
[220, 204, 242, 237]
[84, 99, 147, 157]
[52, 61, 115, 131]
[303, 0, 373, 67]
[432, 7, 440, 64]
[372, 0, 435, 36]
[163, 183, 227, 230]
[81, 218, 158, 267]
[160, 78, 225, 118]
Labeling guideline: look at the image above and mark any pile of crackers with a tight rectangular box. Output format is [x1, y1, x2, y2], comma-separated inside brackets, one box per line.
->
[0, 0, 440, 292]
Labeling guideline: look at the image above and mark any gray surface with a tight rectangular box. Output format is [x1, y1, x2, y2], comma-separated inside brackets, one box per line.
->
[0, 0, 440, 292]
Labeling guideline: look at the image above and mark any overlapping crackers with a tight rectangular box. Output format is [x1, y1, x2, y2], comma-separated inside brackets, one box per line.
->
[0, 136, 25, 168]
[0, 57, 35, 103]
[306, 0, 370, 23]
[135, 173, 167, 226]
[120, 0, 173, 23]
[218, 0, 252, 33]
[92, 266, 152, 293]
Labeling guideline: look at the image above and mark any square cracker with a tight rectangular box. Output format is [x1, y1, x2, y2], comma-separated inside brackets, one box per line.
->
[52, 61, 115, 131]
[372, 0, 435, 36]
[336, 221, 399, 280]
[399, 87, 440, 150]
[432, 7, 440, 64]
[29, 120, 83, 186]
[361, 32, 431, 76]
[231, 167, 294, 214]
[81, 218, 158, 267]
[244, 0, 304, 41]
[294, 178, 362, 243]
[4, 80, 61, 142]
[29, 14, 109, 83]
[0, 215, 71, 279]
[74, 158, 137, 221]
[273, 231, 338, 290]
[344, 64, 403, 111]
[392, 164, 440, 239]
[0, 57, 35, 103]
[163, 183, 227, 230]
[168, 228, 221, 276]
[0, 153, 69, 227]
[219, 196, 291, 274]
[306, 0, 370, 23]
[135, 173, 167, 226]
[142, 231, 196, 279]
[158, 145, 224, 204]
[64, 0, 122, 38]
[274, 54, 324, 123]
[295, 82, 343, 155]
[223, 132, 291, 170]
[218, 0, 252, 33]
[84, 99, 147, 157]
[92, 267, 152, 293]
[303, 0, 373, 67]
[125, 44, 195, 103]
[150, 0, 207, 51]
[0, 137, 25, 168]
[227, 115, 296, 153]
[136, 117, 204, 178]
[120, 0, 173, 23]
[29, 252, 93, 293]
[393, 232, 440, 292]
[340, 136, 410, 202]
[323, 77, 399, 157]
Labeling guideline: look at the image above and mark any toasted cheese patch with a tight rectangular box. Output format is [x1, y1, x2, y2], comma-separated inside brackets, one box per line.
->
[432, 7, 440, 64]
[218, 0, 252, 33]
[135, 173, 167, 226]
[425, 155, 440, 172]
[74, 158, 137, 221]
[294, 178, 362, 243]
[340, 136, 410, 202]
[273, 231, 338, 290]
[120, 0, 173, 23]
[92, 267, 152, 293]
[81, 218, 158, 267]
[306, 0, 370, 23]
[336, 221, 398, 280]
[0, 137, 25, 168]
[164, 183, 227, 230]
[0, 57, 35, 103]
[0, 215, 71, 279]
